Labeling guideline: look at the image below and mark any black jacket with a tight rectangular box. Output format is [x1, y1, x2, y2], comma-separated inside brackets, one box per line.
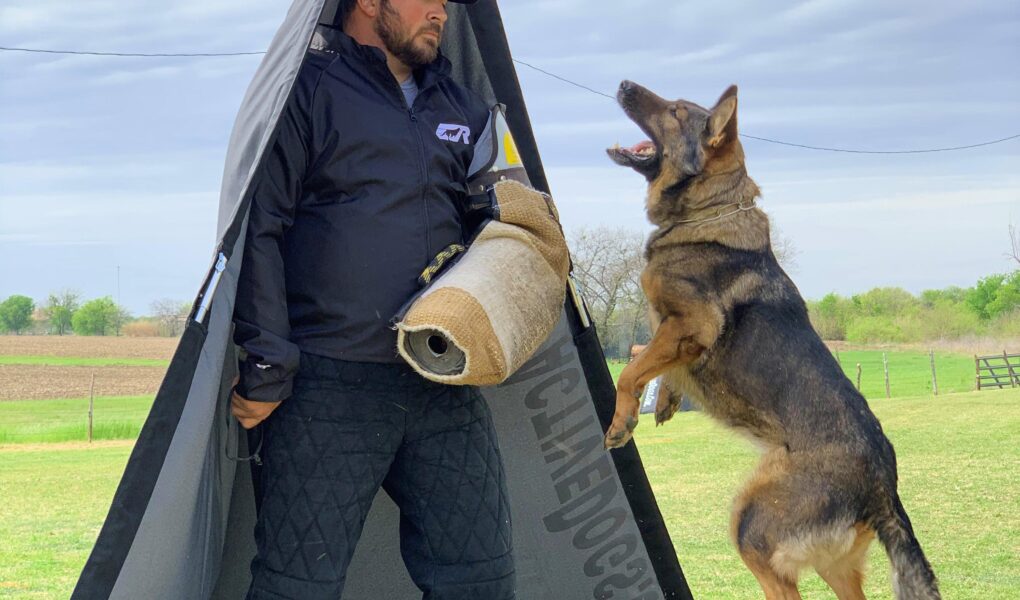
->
[233, 33, 490, 403]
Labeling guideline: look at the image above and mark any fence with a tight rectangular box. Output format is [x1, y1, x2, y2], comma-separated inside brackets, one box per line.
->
[975, 351, 1020, 390]
[624, 346, 1016, 398]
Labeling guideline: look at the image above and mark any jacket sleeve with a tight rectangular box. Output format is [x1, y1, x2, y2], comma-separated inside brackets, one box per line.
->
[461, 98, 499, 240]
[232, 58, 325, 403]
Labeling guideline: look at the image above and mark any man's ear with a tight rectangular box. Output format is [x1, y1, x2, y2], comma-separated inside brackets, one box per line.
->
[356, 0, 380, 18]
[707, 85, 738, 148]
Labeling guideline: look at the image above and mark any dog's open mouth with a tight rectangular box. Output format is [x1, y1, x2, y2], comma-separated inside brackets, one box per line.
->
[607, 139, 660, 175]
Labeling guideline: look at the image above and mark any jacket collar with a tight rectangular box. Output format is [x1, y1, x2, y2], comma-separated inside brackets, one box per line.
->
[331, 30, 452, 91]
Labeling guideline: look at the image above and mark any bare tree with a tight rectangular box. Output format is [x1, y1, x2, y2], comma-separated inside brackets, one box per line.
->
[620, 250, 650, 352]
[151, 298, 191, 337]
[1010, 222, 1020, 267]
[769, 215, 799, 273]
[569, 227, 645, 356]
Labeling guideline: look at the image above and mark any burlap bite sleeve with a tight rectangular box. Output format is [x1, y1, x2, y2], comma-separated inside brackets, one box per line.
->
[396, 180, 569, 385]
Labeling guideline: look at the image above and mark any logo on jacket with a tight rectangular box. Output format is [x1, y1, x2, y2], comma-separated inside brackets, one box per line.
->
[436, 123, 471, 144]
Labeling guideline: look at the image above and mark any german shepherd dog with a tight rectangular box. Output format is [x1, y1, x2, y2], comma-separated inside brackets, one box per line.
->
[603, 81, 941, 600]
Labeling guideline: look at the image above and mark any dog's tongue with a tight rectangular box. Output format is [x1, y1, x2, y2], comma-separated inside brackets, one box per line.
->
[629, 140, 654, 153]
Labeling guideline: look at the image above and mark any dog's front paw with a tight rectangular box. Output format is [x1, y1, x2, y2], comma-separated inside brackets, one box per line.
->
[604, 391, 640, 449]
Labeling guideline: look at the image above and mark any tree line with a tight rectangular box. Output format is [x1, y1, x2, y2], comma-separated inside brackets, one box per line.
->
[808, 274, 1020, 343]
[0, 291, 190, 337]
[4, 224, 1017, 345]
[569, 226, 1020, 357]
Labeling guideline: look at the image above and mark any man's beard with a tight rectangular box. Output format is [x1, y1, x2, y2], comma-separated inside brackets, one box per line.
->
[375, 0, 442, 69]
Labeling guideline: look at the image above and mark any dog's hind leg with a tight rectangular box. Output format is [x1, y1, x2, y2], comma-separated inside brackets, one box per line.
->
[743, 558, 803, 600]
[816, 524, 873, 600]
[731, 449, 806, 600]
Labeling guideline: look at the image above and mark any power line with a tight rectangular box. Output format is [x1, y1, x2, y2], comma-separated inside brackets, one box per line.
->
[510, 58, 616, 100]
[3, 45, 1019, 155]
[0, 46, 264, 57]
[738, 133, 1020, 154]
[507, 60, 1020, 155]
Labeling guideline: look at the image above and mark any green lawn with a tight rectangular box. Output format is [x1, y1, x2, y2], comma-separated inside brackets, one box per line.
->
[831, 349, 974, 398]
[609, 348, 977, 399]
[0, 396, 153, 444]
[0, 443, 133, 599]
[634, 388, 1020, 599]
[0, 356, 168, 367]
[0, 388, 1016, 598]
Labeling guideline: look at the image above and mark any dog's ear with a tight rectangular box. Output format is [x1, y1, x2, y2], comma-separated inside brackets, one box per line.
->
[707, 85, 738, 148]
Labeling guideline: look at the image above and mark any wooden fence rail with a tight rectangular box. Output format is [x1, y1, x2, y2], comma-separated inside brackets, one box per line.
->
[975, 351, 1019, 390]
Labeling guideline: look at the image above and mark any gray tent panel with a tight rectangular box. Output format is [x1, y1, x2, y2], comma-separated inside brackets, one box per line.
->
[73, 1, 693, 599]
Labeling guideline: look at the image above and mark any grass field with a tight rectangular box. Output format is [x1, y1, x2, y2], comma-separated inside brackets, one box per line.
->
[1, 388, 1017, 598]
[0, 396, 152, 444]
[609, 348, 978, 399]
[831, 349, 974, 398]
[634, 389, 1020, 599]
[0, 442, 133, 599]
[0, 356, 168, 368]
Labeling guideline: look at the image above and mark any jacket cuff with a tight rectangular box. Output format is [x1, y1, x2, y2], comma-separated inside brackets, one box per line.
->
[236, 358, 294, 403]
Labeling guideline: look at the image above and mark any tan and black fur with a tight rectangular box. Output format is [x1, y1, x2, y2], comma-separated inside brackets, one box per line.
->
[603, 81, 940, 600]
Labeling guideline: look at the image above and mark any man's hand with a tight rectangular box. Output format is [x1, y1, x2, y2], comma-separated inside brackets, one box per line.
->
[231, 375, 281, 429]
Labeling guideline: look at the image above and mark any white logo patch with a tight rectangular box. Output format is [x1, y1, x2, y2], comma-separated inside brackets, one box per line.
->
[436, 123, 471, 144]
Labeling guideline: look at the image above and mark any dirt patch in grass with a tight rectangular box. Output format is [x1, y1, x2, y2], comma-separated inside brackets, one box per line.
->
[0, 336, 177, 360]
[0, 365, 167, 401]
[826, 338, 1018, 355]
[0, 439, 135, 452]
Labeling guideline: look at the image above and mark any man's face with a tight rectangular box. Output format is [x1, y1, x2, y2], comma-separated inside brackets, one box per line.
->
[375, 0, 448, 69]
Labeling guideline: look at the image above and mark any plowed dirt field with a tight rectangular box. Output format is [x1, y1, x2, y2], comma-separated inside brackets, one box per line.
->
[0, 336, 175, 400]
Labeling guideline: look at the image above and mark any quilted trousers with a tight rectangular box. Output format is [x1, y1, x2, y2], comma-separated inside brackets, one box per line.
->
[245, 353, 516, 600]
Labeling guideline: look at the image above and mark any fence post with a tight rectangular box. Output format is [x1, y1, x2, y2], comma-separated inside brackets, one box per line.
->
[929, 349, 938, 396]
[856, 363, 862, 392]
[1006, 350, 1017, 388]
[883, 352, 891, 398]
[975, 354, 980, 391]
[88, 372, 95, 444]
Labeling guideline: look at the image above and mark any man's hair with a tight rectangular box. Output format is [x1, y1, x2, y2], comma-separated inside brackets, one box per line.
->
[336, 0, 359, 26]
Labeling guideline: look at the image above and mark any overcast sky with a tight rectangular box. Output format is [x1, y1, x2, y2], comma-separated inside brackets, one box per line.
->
[1, 0, 1018, 316]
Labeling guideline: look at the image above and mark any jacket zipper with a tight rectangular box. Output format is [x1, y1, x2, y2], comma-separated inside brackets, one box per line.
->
[379, 61, 434, 267]
[386, 69, 432, 269]
[408, 106, 432, 265]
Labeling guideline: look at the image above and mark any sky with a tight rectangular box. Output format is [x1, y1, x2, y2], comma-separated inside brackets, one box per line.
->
[1, 0, 1018, 316]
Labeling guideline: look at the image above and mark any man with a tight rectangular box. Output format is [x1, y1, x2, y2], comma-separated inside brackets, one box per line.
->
[230, 0, 515, 598]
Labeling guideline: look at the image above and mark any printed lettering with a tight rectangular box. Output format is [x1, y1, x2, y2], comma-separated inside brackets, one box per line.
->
[553, 451, 613, 503]
[530, 395, 589, 440]
[524, 367, 581, 410]
[593, 557, 649, 598]
[583, 534, 638, 577]
[573, 507, 627, 550]
[550, 433, 604, 480]
[506, 333, 572, 383]
[543, 477, 617, 533]
[540, 416, 597, 457]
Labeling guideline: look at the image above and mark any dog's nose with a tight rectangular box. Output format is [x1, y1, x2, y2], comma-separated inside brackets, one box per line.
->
[620, 80, 634, 93]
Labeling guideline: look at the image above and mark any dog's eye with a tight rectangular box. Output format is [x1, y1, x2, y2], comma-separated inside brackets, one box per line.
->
[668, 105, 679, 117]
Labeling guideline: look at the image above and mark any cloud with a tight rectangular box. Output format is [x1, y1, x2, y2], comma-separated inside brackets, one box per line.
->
[0, 0, 1018, 312]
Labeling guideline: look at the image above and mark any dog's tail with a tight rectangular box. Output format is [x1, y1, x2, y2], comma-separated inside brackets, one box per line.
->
[873, 495, 941, 600]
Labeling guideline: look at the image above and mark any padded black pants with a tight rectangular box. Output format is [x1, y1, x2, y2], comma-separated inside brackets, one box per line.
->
[245, 353, 515, 600]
